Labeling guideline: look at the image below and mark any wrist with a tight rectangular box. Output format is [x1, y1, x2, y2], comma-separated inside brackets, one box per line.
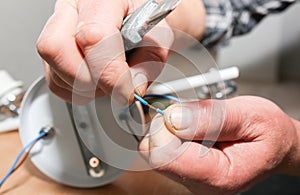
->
[278, 118, 300, 176]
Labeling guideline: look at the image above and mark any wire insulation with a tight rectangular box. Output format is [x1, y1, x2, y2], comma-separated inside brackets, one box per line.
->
[143, 94, 181, 103]
[0, 130, 47, 188]
[122, 93, 181, 143]
[134, 94, 166, 115]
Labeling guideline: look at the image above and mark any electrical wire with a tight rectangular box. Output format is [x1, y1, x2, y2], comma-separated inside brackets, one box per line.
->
[0, 130, 48, 188]
[122, 93, 181, 143]
[143, 94, 181, 103]
[134, 94, 167, 115]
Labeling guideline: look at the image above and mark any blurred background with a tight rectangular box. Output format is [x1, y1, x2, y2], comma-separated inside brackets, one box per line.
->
[0, 0, 55, 86]
[0, 0, 299, 194]
[1, 1, 299, 86]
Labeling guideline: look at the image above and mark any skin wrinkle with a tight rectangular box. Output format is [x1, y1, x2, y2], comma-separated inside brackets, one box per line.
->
[239, 140, 282, 188]
[50, 64, 87, 90]
[198, 101, 211, 133]
[270, 118, 295, 171]
[46, 75, 92, 105]
[51, 71, 105, 98]
[38, 35, 65, 69]
[206, 101, 224, 140]
[98, 61, 127, 87]
[218, 147, 233, 184]
[234, 100, 267, 141]
[197, 151, 235, 194]
[208, 151, 231, 186]
[50, 68, 73, 89]
[141, 46, 167, 64]
[52, 69, 102, 93]
[222, 148, 257, 192]
[220, 99, 246, 141]
[279, 119, 300, 175]
[155, 164, 203, 193]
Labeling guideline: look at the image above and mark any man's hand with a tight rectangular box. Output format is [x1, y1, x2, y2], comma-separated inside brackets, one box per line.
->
[36, 0, 205, 105]
[139, 96, 300, 194]
[36, 0, 174, 105]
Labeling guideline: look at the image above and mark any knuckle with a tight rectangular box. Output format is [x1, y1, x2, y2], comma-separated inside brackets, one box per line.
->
[37, 35, 63, 60]
[75, 24, 105, 47]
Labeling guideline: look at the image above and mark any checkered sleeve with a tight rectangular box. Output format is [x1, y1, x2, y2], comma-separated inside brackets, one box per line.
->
[201, 0, 296, 48]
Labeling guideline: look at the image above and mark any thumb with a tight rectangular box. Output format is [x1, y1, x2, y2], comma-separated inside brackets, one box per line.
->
[163, 97, 249, 142]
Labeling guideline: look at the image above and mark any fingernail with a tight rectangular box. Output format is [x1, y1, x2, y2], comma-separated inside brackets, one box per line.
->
[132, 72, 148, 94]
[166, 106, 192, 131]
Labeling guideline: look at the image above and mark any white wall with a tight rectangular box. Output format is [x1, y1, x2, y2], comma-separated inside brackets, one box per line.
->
[217, 3, 300, 82]
[279, 3, 300, 81]
[0, 0, 55, 87]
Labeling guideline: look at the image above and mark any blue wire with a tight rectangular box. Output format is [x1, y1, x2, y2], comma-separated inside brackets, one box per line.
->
[133, 93, 181, 115]
[0, 130, 47, 187]
[143, 94, 181, 103]
[134, 94, 149, 106]
[134, 93, 165, 114]
[156, 108, 164, 115]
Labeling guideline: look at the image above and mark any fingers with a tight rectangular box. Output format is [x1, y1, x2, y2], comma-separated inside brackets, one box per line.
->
[37, 0, 134, 104]
[75, 0, 135, 104]
[37, 0, 102, 104]
[38, 0, 173, 105]
[163, 97, 264, 142]
[139, 115, 232, 194]
[128, 21, 174, 96]
[45, 69, 92, 105]
[139, 115, 182, 165]
[37, 0, 94, 90]
[44, 63, 104, 103]
[139, 115, 226, 169]
[139, 96, 295, 194]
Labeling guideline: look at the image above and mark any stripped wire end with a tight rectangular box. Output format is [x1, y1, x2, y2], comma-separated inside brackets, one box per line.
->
[39, 126, 55, 138]
[134, 93, 165, 115]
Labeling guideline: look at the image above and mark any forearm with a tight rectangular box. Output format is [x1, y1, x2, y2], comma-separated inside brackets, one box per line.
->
[165, 0, 206, 40]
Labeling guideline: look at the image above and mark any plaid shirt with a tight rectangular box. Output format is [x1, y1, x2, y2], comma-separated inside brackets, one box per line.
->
[201, 0, 296, 48]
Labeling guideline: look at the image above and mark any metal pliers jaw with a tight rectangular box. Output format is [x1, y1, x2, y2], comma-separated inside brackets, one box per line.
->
[121, 0, 182, 51]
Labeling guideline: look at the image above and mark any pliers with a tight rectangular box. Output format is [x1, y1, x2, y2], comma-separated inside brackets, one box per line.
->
[121, 0, 182, 50]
